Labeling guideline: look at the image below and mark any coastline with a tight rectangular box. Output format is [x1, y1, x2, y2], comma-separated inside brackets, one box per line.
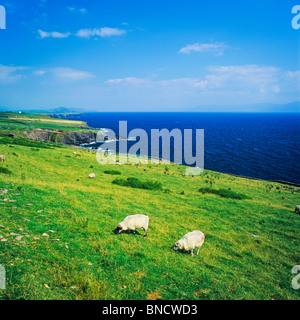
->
[1, 111, 299, 187]
[1, 112, 299, 301]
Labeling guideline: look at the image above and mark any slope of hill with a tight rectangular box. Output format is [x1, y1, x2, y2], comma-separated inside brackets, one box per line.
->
[0, 118, 299, 300]
[0, 113, 103, 146]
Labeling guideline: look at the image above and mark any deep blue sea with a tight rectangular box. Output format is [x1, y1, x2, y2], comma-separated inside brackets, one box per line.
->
[65, 113, 300, 185]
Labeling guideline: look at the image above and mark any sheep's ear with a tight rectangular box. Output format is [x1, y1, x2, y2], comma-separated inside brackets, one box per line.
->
[117, 224, 123, 230]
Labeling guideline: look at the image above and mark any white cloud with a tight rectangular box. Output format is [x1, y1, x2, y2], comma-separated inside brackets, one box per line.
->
[103, 64, 291, 107]
[106, 77, 146, 85]
[51, 67, 95, 80]
[0, 65, 28, 83]
[179, 42, 228, 55]
[38, 29, 71, 39]
[67, 7, 87, 14]
[204, 65, 280, 91]
[76, 27, 126, 38]
[158, 77, 206, 88]
[33, 69, 47, 76]
[286, 70, 300, 82]
[38, 27, 126, 40]
[32, 67, 94, 80]
[107, 77, 209, 88]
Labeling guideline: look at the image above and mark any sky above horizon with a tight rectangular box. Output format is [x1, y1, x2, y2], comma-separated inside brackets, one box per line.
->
[0, 0, 299, 112]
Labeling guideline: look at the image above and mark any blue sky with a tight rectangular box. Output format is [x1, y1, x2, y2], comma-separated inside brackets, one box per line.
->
[0, 0, 299, 111]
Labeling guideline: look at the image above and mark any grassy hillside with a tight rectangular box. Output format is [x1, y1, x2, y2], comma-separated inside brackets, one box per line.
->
[0, 112, 89, 133]
[0, 133, 299, 300]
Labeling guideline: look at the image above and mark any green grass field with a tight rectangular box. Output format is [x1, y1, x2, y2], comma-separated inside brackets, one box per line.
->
[0, 128, 299, 300]
[0, 112, 89, 133]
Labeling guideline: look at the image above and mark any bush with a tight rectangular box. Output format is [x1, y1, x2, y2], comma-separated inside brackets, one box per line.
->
[104, 170, 121, 175]
[112, 177, 163, 191]
[198, 187, 250, 200]
[0, 167, 12, 175]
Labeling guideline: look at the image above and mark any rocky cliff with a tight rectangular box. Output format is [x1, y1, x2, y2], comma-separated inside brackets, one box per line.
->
[23, 129, 99, 146]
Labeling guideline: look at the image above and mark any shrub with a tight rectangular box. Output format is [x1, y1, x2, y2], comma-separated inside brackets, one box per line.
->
[112, 178, 128, 187]
[0, 167, 12, 175]
[112, 177, 163, 191]
[198, 187, 250, 200]
[104, 170, 121, 175]
[142, 180, 163, 191]
[126, 177, 143, 188]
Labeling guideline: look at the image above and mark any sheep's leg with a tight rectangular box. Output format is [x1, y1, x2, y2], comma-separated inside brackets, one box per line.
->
[191, 250, 194, 257]
[142, 228, 147, 237]
[197, 247, 200, 256]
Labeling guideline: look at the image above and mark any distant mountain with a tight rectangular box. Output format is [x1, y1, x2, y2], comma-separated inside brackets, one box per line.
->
[1, 102, 299, 113]
[50, 107, 74, 113]
[0, 106, 88, 114]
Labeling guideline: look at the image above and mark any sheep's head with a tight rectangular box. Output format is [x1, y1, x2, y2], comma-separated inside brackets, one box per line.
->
[174, 240, 183, 251]
[114, 225, 123, 235]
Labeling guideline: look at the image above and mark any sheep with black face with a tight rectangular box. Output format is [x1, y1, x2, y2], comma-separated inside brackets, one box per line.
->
[114, 214, 149, 237]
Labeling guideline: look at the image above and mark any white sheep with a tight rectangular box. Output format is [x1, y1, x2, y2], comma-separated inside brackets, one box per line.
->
[88, 173, 96, 179]
[0, 155, 5, 162]
[114, 214, 149, 237]
[174, 230, 205, 257]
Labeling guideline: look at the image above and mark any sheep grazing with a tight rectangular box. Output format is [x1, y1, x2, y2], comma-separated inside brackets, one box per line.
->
[174, 230, 205, 257]
[0, 155, 5, 162]
[88, 173, 96, 179]
[114, 214, 149, 237]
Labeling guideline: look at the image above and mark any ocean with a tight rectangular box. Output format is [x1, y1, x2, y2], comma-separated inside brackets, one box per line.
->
[65, 112, 300, 185]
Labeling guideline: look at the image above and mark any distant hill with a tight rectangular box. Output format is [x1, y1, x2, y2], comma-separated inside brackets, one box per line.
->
[1, 102, 299, 113]
[0, 106, 87, 114]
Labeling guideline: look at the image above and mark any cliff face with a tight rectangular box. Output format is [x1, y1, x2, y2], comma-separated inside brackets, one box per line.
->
[23, 129, 97, 146]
